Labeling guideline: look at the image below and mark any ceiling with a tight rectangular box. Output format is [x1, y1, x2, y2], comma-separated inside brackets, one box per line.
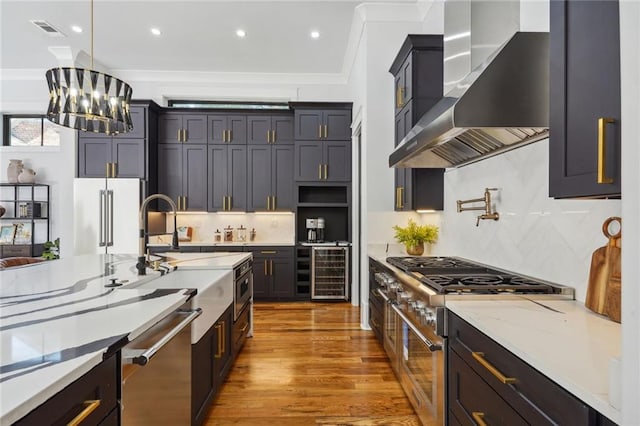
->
[0, 0, 418, 75]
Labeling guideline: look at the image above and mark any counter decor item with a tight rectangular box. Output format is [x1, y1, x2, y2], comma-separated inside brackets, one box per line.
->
[393, 219, 438, 256]
[214, 229, 222, 242]
[177, 226, 192, 242]
[585, 216, 622, 322]
[0, 224, 16, 244]
[13, 223, 32, 245]
[18, 168, 36, 184]
[250, 228, 256, 242]
[41, 238, 60, 260]
[224, 226, 233, 242]
[7, 159, 24, 183]
[236, 225, 246, 242]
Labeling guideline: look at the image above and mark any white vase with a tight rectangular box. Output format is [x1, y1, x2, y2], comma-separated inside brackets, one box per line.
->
[7, 159, 24, 183]
[18, 168, 36, 184]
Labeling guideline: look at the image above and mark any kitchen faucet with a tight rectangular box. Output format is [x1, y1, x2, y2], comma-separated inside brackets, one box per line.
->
[136, 194, 179, 275]
[456, 188, 500, 226]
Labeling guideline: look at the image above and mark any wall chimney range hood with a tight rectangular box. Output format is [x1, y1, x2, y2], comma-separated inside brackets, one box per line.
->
[389, 32, 549, 168]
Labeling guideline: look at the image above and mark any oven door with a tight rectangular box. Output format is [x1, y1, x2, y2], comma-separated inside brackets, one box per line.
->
[378, 288, 400, 373]
[393, 304, 445, 425]
[234, 269, 252, 321]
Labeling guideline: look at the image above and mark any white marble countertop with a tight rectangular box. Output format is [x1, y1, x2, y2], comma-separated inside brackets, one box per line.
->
[149, 241, 294, 247]
[446, 300, 621, 424]
[0, 251, 247, 425]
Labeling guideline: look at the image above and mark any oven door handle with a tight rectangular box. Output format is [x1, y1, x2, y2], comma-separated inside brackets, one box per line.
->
[376, 288, 390, 303]
[123, 308, 202, 366]
[391, 304, 442, 352]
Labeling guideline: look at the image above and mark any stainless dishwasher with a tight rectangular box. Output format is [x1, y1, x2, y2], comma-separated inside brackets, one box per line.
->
[121, 301, 201, 425]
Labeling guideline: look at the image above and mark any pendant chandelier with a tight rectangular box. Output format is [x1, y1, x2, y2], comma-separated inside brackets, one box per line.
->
[45, 0, 133, 135]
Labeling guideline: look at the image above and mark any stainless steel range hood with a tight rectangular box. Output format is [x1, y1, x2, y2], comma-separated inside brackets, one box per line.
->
[389, 32, 549, 168]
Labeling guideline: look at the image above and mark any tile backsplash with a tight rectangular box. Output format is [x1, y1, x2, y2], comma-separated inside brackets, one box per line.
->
[435, 139, 621, 302]
[151, 213, 295, 245]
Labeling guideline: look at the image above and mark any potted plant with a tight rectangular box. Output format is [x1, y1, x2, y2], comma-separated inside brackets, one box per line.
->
[393, 219, 439, 255]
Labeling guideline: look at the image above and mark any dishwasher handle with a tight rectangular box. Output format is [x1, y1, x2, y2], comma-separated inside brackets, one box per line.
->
[124, 308, 202, 366]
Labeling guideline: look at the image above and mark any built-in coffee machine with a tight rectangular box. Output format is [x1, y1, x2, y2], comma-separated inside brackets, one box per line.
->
[305, 217, 325, 243]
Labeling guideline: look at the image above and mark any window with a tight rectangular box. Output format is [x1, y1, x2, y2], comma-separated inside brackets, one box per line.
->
[3, 115, 61, 146]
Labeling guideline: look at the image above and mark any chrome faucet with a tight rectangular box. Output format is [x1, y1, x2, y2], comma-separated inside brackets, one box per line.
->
[136, 194, 179, 275]
[457, 188, 500, 226]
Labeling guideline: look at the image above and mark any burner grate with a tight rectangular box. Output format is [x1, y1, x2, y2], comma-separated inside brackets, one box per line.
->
[421, 274, 553, 294]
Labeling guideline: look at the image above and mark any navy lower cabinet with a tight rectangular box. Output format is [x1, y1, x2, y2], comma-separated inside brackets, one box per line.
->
[250, 247, 295, 301]
[549, 0, 621, 198]
[447, 312, 608, 425]
[192, 304, 234, 426]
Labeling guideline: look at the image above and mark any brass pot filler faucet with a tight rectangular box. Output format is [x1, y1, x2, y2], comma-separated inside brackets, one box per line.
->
[457, 188, 500, 226]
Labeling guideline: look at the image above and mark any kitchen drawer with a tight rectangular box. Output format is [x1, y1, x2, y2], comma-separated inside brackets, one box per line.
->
[369, 287, 384, 312]
[249, 246, 294, 258]
[201, 246, 244, 252]
[233, 305, 251, 355]
[448, 312, 595, 425]
[368, 301, 383, 344]
[15, 355, 118, 426]
[448, 349, 527, 426]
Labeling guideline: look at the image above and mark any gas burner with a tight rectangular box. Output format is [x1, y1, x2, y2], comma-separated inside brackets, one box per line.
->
[420, 274, 553, 294]
[386, 256, 493, 274]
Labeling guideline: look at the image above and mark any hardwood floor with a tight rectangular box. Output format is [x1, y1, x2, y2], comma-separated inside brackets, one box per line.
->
[205, 302, 420, 425]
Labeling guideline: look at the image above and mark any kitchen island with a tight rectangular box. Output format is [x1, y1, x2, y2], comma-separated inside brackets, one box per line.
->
[0, 252, 251, 425]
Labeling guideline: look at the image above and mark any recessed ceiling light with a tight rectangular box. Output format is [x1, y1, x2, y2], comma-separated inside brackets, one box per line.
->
[151, 28, 161, 36]
[236, 29, 246, 38]
[310, 30, 320, 39]
[71, 25, 83, 33]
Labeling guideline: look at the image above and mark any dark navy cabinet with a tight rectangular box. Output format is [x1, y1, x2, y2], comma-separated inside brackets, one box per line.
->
[208, 114, 247, 144]
[294, 109, 351, 141]
[208, 145, 247, 212]
[77, 103, 156, 180]
[247, 145, 294, 211]
[159, 113, 207, 144]
[294, 140, 351, 182]
[250, 247, 295, 300]
[549, 0, 621, 198]
[389, 35, 445, 211]
[247, 114, 294, 144]
[157, 143, 207, 211]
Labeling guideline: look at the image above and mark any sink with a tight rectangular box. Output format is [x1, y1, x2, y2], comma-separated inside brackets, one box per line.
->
[127, 269, 233, 343]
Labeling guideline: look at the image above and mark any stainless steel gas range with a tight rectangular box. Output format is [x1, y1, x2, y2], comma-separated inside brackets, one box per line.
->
[368, 255, 574, 426]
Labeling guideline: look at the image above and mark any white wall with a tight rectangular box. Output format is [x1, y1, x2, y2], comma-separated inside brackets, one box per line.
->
[437, 140, 620, 302]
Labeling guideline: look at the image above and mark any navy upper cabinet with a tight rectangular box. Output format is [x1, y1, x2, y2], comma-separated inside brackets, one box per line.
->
[549, 0, 621, 198]
[158, 113, 207, 144]
[208, 114, 247, 144]
[157, 143, 207, 211]
[247, 144, 294, 211]
[208, 145, 247, 212]
[247, 114, 294, 144]
[389, 35, 445, 211]
[294, 140, 351, 182]
[294, 109, 351, 141]
[77, 103, 157, 180]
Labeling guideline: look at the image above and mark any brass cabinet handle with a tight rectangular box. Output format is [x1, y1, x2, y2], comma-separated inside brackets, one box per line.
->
[597, 117, 615, 184]
[264, 259, 268, 275]
[222, 129, 226, 143]
[240, 323, 249, 333]
[267, 129, 271, 143]
[184, 128, 188, 142]
[228, 195, 232, 210]
[395, 187, 400, 209]
[324, 164, 328, 180]
[68, 400, 101, 426]
[182, 196, 187, 210]
[222, 196, 226, 211]
[228, 129, 232, 142]
[270, 259, 273, 276]
[177, 129, 181, 142]
[318, 124, 322, 139]
[324, 124, 328, 139]
[472, 412, 487, 426]
[318, 164, 322, 179]
[267, 196, 271, 210]
[214, 323, 223, 358]
[471, 352, 517, 384]
[105, 163, 110, 178]
[271, 195, 276, 210]
[111, 163, 117, 178]
[399, 87, 405, 107]
[398, 187, 404, 209]
[221, 320, 225, 355]
[261, 250, 277, 254]
[272, 130, 276, 143]
[396, 86, 401, 108]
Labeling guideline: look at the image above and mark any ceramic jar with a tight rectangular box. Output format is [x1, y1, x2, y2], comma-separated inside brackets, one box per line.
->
[7, 159, 24, 183]
[18, 168, 36, 184]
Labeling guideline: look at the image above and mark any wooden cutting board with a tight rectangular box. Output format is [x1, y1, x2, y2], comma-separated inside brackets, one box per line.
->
[585, 217, 621, 322]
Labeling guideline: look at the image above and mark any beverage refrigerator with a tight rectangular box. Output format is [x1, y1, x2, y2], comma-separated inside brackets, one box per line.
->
[311, 246, 349, 300]
[73, 178, 142, 255]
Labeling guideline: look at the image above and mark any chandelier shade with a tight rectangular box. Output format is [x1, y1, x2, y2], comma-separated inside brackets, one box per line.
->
[46, 67, 133, 135]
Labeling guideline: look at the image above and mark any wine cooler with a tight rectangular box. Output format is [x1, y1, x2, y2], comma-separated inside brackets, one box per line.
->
[311, 246, 349, 300]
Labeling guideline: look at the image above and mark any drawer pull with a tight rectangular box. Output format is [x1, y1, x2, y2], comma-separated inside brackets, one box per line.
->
[597, 117, 615, 184]
[240, 323, 249, 333]
[67, 400, 101, 426]
[472, 352, 517, 384]
[261, 250, 277, 254]
[472, 411, 487, 426]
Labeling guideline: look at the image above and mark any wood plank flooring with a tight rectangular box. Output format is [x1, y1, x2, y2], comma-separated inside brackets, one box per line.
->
[205, 302, 420, 425]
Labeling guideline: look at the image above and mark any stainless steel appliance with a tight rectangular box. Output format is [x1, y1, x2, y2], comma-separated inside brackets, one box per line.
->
[373, 256, 574, 425]
[316, 217, 325, 242]
[305, 218, 317, 242]
[234, 259, 253, 320]
[311, 246, 349, 300]
[121, 300, 201, 425]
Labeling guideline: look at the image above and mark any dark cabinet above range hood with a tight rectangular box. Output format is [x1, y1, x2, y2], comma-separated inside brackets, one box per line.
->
[389, 32, 549, 168]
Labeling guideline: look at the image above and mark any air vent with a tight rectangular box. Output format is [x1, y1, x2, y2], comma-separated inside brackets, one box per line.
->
[30, 20, 66, 37]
